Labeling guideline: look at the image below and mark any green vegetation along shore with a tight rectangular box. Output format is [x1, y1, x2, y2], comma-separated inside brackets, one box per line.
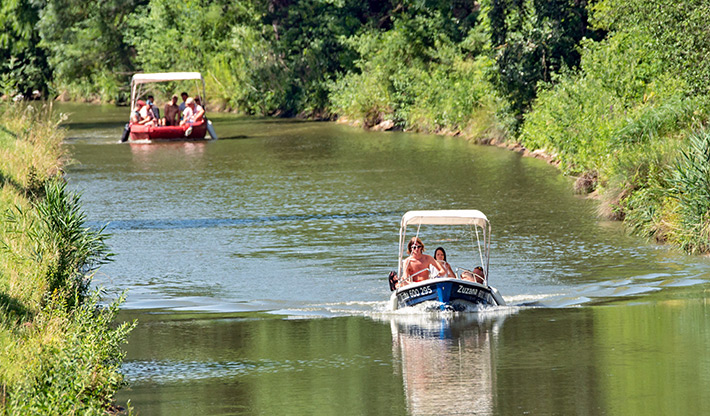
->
[3, 0, 710, 253]
[0, 103, 133, 414]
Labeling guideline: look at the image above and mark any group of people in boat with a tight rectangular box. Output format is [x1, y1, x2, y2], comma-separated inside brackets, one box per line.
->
[389, 237, 485, 290]
[131, 92, 204, 128]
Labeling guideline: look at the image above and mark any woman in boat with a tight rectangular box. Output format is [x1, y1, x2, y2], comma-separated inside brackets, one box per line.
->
[434, 247, 456, 278]
[403, 237, 448, 283]
[133, 100, 155, 126]
[193, 96, 205, 123]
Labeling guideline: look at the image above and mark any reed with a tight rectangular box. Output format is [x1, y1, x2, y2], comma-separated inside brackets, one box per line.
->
[2, 180, 112, 312]
[0, 102, 68, 197]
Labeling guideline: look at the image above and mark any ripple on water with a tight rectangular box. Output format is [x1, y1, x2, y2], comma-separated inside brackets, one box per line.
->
[122, 355, 374, 384]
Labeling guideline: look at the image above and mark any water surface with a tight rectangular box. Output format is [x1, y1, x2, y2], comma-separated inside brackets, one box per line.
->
[62, 103, 710, 415]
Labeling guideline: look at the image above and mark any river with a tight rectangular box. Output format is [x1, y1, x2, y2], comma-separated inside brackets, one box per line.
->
[62, 103, 710, 415]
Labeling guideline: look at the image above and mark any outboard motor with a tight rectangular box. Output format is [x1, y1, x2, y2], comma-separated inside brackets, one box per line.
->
[120, 123, 130, 142]
[206, 118, 218, 140]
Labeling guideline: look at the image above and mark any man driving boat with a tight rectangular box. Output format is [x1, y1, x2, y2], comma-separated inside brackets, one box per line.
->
[403, 237, 448, 283]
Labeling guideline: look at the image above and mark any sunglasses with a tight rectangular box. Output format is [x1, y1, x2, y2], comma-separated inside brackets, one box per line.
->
[411, 245, 423, 250]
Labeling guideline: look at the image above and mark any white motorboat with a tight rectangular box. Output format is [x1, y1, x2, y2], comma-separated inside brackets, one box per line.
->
[389, 210, 506, 310]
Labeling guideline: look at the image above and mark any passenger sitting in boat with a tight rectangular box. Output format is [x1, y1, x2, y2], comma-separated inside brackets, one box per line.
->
[178, 91, 188, 115]
[130, 101, 143, 124]
[163, 95, 180, 126]
[134, 100, 155, 126]
[434, 247, 456, 278]
[473, 266, 485, 282]
[403, 237, 447, 283]
[180, 97, 195, 126]
[194, 96, 205, 122]
[180, 97, 197, 136]
[462, 266, 485, 284]
[147, 95, 161, 121]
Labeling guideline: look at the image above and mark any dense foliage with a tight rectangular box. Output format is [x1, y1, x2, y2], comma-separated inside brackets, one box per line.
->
[0, 104, 134, 413]
[518, 0, 710, 250]
[2, 0, 710, 252]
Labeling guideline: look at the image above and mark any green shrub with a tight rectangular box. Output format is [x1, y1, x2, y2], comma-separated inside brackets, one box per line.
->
[664, 130, 710, 253]
[330, 16, 505, 138]
[520, 30, 700, 177]
[3, 292, 134, 415]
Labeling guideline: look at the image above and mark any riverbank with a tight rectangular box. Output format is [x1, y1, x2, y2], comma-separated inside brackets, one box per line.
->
[0, 103, 133, 413]
[336, 96, 710, 256]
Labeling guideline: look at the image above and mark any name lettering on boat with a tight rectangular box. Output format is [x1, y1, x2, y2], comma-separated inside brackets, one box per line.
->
[457, 286, 481, 296]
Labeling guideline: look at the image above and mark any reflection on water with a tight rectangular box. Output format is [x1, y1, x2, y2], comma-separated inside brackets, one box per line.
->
[117, 311, 408, 415]
[129, 141, 207, 160]
[389, 312, 509, 415]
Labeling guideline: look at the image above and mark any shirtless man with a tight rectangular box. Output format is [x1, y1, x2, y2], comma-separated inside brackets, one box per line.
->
[403, 237, 447, 283]
[163, 95, 180, 126]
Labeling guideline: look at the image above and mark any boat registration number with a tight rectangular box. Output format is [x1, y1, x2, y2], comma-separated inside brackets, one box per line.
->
[398, 285, 433, 302]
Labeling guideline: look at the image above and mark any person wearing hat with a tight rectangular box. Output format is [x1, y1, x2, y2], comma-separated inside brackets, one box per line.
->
[131, 100, 143, 124]
[179, 97, 197, 136]
[134, 100, 155, 125]
[163, 94, 180, 126]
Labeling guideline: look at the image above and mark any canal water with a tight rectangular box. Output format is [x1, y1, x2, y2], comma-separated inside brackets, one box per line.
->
[62, 103, 710, 415]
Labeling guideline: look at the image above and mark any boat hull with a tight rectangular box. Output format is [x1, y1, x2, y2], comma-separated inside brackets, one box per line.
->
[127, 121, 208, 141]
[391, 278, 505, 310]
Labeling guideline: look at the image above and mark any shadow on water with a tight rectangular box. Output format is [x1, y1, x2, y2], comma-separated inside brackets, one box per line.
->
[217, 135, 250, 140]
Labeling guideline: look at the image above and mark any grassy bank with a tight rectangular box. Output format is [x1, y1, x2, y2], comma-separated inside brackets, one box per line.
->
[0, 103, 133, 414]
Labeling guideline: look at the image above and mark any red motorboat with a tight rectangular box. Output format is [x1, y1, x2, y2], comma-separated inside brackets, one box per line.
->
[121, 72, 218, 142]
[128, 120, 208, 141]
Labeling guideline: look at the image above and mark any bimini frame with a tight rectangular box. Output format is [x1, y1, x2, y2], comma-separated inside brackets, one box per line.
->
[130, 72, 206, 115]
[397, 210, 491, 282]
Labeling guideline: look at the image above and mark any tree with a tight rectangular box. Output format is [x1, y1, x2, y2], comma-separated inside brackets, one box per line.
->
[37, 0, 142, 98]
[487, 0, 603, 120]
[0, 0, 50, 96]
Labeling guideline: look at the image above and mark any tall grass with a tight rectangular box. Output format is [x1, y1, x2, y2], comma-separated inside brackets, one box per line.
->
[0, 103, 67, 197]
[3, 180, 112, 312]
[0, 103, 133, 413]
[664, 131, 710, 253]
